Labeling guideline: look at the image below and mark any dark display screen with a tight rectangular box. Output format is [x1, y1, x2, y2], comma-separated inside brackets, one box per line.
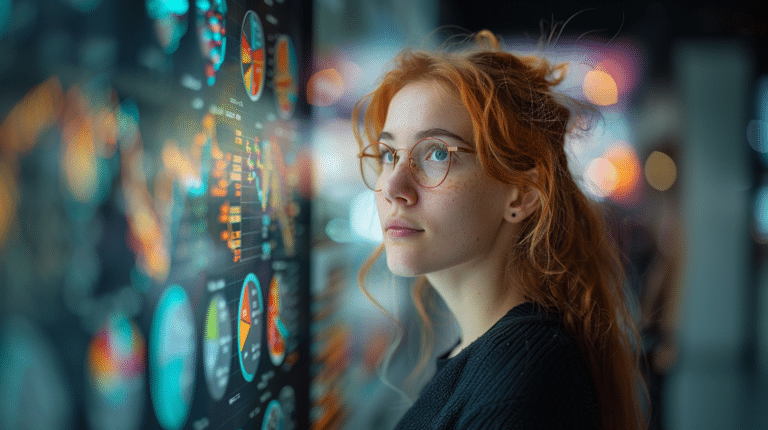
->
[0, 1, 312, 430]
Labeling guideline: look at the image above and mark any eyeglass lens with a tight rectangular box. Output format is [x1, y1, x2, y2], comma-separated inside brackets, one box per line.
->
[360, 138, 451, 190]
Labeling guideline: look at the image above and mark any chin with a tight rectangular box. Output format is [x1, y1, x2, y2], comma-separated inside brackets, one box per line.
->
[384, 251, 424, 278]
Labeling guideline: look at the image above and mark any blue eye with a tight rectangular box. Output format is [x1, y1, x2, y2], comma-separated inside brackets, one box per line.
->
[380, 146, 394, 164]
[430, 149, 448, 161]
[422, 140, 449, 162]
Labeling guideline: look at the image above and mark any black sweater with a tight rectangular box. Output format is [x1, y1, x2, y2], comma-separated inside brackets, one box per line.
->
[394, 302, 600, 430]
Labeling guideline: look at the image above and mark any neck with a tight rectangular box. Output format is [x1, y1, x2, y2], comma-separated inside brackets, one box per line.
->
[426, 227, 525, 357]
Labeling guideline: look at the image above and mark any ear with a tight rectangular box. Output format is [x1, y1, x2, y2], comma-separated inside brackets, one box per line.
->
[503, 168, 540, 223]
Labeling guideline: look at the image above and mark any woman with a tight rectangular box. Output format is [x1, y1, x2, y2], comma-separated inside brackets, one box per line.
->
[353, 30, 646, 429]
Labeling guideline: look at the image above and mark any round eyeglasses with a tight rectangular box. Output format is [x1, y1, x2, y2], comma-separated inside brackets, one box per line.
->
[358, 137, 476, 191]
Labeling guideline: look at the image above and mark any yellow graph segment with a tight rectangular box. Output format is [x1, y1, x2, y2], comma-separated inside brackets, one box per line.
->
[239, 319, 250, 353]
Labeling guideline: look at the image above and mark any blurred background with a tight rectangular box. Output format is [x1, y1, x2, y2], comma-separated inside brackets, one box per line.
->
[1, 0, 767, 429]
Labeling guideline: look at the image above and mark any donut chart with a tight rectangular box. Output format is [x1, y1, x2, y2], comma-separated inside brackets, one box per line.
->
[238, 273, 264, 382]
[203, 293, 232, 401]
[261, 399, 284, 430]
[149, 285, 196, 430]
[240, 11, 266, 101]
[279, 386, 296, 430]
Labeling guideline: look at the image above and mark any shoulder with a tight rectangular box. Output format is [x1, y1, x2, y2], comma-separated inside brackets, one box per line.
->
[471, 310, 587, 391]
[461, 305, 597, 407]
[475, 304, 579, 365]
[456, 309, 600, 428]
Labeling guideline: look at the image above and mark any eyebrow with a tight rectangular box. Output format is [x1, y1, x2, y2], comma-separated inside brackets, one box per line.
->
[378, 128, 472, 147]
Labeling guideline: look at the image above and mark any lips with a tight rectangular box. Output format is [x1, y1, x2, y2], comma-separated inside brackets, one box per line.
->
[385, 220, 424, 238]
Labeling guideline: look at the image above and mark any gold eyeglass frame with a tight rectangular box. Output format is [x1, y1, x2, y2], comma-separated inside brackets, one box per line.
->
[357, 137, 476, 191]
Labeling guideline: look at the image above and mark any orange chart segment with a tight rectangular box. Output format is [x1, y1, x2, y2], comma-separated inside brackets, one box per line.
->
[241, 284, 251, 325]
[238, 319, 249, 353]
[250, 50, 264, 97]
[240, 10, 265, 101]
[239, 284, 250, 352]
[238, 273, 263, 382]
[241, 33, 251, 64]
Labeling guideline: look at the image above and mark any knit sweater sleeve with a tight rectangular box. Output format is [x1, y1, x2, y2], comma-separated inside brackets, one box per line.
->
[455, 320, 600, 430]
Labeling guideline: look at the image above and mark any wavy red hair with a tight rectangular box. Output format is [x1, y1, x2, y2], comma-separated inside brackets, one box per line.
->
[353, 31, 646, 429]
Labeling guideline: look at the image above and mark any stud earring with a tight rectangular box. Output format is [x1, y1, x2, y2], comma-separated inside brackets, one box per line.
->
[511, 212, 517, 218]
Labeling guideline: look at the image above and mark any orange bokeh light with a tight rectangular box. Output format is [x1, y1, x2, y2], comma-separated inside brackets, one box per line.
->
[605, 143, 641, 205]
[307, 68, 344, 107]
[583, 69, 618, 106]
[0, 77, 64, 158]
[645, 151, 677, 191]
[585, 157, 618, 198]
[0, 165, 16, 246]
[61, 88, 98, 202]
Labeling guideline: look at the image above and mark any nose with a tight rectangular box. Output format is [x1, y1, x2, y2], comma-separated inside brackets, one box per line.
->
[379, 154, 417, 206]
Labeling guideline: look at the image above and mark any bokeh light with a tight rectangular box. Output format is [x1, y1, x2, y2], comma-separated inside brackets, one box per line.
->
[584, 157, 618, 198]
[605, 143, 641, 204]
[595, 40, 643, 96]
[146, 0, 189, 54]
[751, 75, 768, 167]
[307, 68, 344, 107]
[325, 218, 353, 243]
[310, 118, 357, 196]
[754, 186, 768, 243]
[747, 119, 768, 153]
[0, 164, 16, 246]
[645, 150, 677, 191]
[0, 77, 64, 160]
[161, 139, 208, 195]
[196, 0, 227, 86]
[95, 108, 118, 157]
[583, 68, 618, 106]
[62, 108, 98, 202]
[338, 60, 363, 84]
[349, 190, 381, 243]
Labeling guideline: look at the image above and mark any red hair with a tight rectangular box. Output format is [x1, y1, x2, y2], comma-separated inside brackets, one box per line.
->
[353, 31, 646, 429]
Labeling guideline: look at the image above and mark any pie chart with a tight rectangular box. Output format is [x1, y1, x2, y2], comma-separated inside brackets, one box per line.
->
[274, 35, 298, 119]
[240, 11, 266, 101]
[149, 285, 196, 430]
[203, 293, 232, 401]
[238, 273, 264, 382]
[86, 314, 145, 430]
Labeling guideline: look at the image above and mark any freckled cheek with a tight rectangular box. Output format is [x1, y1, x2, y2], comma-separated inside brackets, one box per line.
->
[438, 181, 502, 248]
[438, 177, 470, 193]
[440, 180, 491, 211]
[436, 198, 481, 246]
